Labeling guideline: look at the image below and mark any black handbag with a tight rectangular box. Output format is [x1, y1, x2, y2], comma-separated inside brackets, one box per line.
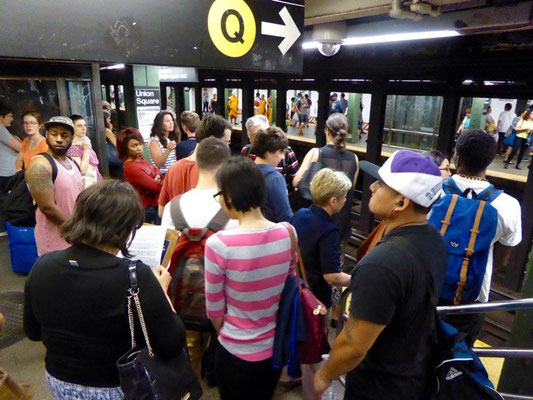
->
[117, 261, 203, 400]
[297, 148, 323, 201]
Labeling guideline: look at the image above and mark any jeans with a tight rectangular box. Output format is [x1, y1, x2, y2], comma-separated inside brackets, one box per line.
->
[46, 372, 123, 400]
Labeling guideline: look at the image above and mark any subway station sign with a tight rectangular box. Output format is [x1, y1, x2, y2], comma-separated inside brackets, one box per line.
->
[0, 0, 304, 73]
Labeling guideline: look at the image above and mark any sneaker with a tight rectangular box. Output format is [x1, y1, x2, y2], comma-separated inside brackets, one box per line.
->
[504, 163, 509, 169]
[515, 165, 521, 170]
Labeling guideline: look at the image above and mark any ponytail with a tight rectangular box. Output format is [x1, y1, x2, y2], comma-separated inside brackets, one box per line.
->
[326, 113, 349, 150]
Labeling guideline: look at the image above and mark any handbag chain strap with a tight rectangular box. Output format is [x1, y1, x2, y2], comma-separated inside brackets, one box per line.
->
[127, 260, 155, 357]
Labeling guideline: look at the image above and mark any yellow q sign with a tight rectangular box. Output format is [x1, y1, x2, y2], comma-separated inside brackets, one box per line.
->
[208, 0, 256, 58]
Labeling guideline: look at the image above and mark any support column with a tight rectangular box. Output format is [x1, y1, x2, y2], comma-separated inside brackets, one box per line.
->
[90, 63, 109, 177]
[505, 164, 533, 290]
[316, 80, 330, 147]
[359, 80, 387, 234]
[270, 89, 277, 126]
[347, 93, 361, 144]
[215, 83, 224, 115]
[469, 97, 486, 130]
[437, 86, 461, 156]
[241, 81, 254, 147]
[276, 80, 287, 131]
[176, 85, 185, 115]
[194, 84, 203, 115]
[132, 65, 161, 141]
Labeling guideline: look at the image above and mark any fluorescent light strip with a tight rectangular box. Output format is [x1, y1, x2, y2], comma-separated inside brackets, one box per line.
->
[303, 30, 460, 49]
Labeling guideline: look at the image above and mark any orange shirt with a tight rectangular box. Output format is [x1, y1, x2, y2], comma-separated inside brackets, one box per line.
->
[21, 137, 49, 169]
[158, 158, 199, 207]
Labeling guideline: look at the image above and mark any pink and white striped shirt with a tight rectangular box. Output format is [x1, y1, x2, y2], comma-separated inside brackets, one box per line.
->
[205, 224, 293, 362]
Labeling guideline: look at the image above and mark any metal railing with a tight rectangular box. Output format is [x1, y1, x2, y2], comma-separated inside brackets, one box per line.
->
[336, 295, 533, 399]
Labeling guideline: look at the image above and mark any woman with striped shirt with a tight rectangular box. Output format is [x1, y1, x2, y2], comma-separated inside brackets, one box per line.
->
[205, 156, 293, 400]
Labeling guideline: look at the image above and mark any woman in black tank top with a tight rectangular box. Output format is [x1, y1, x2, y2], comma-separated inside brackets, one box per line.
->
[293, 113, 359, 241]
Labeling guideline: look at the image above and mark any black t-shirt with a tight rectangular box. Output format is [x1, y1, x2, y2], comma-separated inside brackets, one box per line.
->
[23, 244, 185, 387]
[345, 224, 447, 400]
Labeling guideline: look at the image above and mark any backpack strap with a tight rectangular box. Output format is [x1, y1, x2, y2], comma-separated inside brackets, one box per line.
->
[454, 200, 486, 305]
[443, 178, 463, 196]
[317, 148, 322, 164]
[440, 194, 459, 236]
[37, 153, 81, 182]
[477, 184, 501, 203]
[38, 152, 58, 183]
[170, 195, 189, 231]
[206, 207, 230, 233]
[68, 156, 81, 172]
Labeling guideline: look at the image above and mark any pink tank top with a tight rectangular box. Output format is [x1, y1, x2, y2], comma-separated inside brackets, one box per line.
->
[35, 157, 84, 255]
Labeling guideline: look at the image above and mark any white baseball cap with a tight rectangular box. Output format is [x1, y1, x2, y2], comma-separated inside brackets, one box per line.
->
[359, 150, 443, 207]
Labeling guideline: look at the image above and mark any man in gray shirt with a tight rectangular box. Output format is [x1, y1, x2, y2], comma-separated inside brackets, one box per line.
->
[0, 103, 21, 232]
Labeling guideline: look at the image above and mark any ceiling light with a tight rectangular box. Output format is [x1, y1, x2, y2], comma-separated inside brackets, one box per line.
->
[100, 64, 125, 70]
[342, 30, 460, 46]
[303, 30, 459, 50]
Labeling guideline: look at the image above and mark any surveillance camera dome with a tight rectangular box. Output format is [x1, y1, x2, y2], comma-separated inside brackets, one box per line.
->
[317, 42, 341, 57]
[312, 22, 346, 57]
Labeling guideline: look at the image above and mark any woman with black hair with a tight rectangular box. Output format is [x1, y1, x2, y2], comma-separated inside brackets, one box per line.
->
[204, 156, 292, 400]
[148, 111, 178, 175]
[294, 113, 359, 244]
[24, 180, 185, 400]
[423, 150, 451, 179]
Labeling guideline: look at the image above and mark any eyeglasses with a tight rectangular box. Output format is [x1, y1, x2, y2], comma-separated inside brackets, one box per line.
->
[213, 190, 223, 201]
[439, 167, 451, 172]
[23, 121, 39, 126]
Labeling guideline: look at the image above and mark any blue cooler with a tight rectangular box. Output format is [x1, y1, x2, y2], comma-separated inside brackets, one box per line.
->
[5, 222, 39, 275]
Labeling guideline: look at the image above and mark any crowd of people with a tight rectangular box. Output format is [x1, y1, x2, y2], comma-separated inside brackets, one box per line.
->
[0, 97, 527, 400]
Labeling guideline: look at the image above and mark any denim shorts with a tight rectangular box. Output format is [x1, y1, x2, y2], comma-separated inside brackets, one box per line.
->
[46, 372, 123, 400]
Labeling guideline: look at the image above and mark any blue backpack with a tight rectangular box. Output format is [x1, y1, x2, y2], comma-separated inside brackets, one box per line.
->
[429, 178, 502, 305]
[430, 318, 503, 400]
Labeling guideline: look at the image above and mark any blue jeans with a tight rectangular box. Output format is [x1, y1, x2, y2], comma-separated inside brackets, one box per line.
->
[46, 372, 123, 400]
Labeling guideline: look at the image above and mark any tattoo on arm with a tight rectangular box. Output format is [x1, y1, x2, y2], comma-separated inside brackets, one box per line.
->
[344, 316, 359, 340]
[27, 163, 53, 192]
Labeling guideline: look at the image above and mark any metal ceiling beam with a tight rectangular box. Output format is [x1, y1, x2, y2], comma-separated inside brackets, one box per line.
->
[304, 0, 476, 26]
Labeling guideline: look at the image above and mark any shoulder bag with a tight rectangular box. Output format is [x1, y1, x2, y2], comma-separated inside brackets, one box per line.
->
[117, 260, 202, 400]
[297, 148, 323, 201]
[282, 223, 330, 364]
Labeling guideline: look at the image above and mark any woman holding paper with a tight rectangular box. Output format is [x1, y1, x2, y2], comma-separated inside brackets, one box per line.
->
[118, 127, 163, 224]
[23, 180, 185, 400]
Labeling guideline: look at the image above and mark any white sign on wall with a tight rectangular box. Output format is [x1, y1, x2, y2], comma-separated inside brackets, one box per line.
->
[135, 88, 161, 141]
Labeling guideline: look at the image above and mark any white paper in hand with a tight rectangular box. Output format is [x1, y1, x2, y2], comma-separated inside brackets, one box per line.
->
[120, 225, 167, 267]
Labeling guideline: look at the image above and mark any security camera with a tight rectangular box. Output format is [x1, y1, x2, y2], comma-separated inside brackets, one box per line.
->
[312, 22, 346, 57]
[317, 42, 341, 57]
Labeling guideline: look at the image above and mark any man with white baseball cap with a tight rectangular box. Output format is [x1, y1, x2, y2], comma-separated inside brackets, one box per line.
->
[314, 150, 448, 400]
[26, 116, 83, 255]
